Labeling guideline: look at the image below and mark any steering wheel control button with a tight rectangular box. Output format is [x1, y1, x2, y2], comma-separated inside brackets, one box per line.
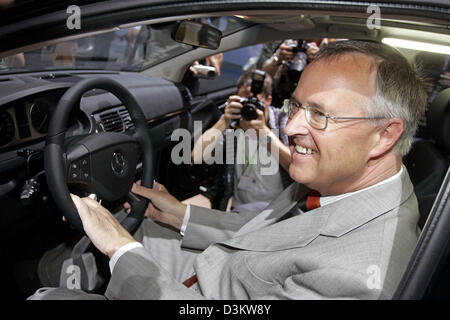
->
[68, 159, 91, 182]
[76, 157, 91, 182]
[68, 164, 81, 182]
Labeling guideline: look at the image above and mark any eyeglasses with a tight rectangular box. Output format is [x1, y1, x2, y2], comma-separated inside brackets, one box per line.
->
[285, 99, 388, 130]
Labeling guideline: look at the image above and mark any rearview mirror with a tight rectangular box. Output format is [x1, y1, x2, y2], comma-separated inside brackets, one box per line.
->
[174, 21, 222, 50]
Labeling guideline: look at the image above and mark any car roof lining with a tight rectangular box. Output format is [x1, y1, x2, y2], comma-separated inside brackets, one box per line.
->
[1, 6, 448, 81]
[1, 1, 449, 57]
[239, 9, 450, 27]
[141, 10, 450, 82]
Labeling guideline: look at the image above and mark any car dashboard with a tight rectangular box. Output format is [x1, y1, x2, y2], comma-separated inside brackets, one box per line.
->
[0, 69, 199, 217]
[0, 68, 212, 299]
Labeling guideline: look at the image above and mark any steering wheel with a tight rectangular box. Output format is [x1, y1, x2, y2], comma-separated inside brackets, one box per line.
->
[45, 77, 154, 234]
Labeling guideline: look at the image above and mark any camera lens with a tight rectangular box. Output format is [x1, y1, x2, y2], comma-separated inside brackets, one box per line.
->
[241, 102, 258, 121]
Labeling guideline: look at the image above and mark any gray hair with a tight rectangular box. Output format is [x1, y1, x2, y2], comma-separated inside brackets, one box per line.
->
[313, 40, 428, 156]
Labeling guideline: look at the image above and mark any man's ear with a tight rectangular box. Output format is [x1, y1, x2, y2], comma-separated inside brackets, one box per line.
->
[369, 118, 404, 158]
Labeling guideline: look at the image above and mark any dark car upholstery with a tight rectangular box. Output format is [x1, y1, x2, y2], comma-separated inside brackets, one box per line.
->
[404, 88, 450, 228]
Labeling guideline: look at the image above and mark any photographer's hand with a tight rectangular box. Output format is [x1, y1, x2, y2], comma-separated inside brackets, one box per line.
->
[263, 42, 294, 78]
[224, 95, 243, 126]
[192, 95, 242, 163]
[205, 53, 223, 76]
[189, 60, 200, 75]
[277, 43, 294, 63]
[240, 108, 269, 134]
[240, 108, 291, 172]
[306, 42, 320, 62]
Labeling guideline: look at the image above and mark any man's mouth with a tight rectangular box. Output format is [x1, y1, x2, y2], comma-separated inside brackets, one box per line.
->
[294, 144, 316, 155]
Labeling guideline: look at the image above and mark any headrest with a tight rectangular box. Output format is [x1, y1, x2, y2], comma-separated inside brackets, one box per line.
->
[429, 88, 450, 155]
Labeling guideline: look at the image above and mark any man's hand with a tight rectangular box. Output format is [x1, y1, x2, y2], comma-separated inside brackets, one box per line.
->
[276, 44, 294, 63]
[124, 181, 187, 231]
[224, 95, 244, 125]
[71, 194, 136, 258]
[205, 53, 223, 76]
[189, 54, 223, 77]
[240, 108, 270, 136]
[189, 60, 200, 75]
[306, 42, 320, 62]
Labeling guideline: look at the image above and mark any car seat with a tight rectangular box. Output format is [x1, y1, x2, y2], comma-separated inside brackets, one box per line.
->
[404, 88, 450, 229]
[395, 88, 450, 299]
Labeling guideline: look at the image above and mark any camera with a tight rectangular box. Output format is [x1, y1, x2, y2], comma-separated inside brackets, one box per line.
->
[285, 40, 308, 81]
[191, 64, 217, 79]
[240, 69, 266, 121]
[270, 40, 308, 108]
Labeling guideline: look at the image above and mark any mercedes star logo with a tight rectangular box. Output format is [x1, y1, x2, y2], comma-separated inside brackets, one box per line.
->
[111, 152, 126, 176]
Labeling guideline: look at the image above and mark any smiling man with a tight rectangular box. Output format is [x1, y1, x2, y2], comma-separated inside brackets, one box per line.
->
[286, 50, 404, 196]
[31, 40, 428, 300]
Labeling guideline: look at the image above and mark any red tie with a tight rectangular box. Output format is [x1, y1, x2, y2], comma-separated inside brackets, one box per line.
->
[306, 190, 321, 211]
[183, 274, 198, 287]
[299, 190, 321, 211]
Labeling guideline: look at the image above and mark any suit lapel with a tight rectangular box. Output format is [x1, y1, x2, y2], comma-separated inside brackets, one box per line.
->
[320, 167, 414, 237]
[232, 183, 309, 237]
[220, 167, 414, 252]
[222, 207, 329, 251]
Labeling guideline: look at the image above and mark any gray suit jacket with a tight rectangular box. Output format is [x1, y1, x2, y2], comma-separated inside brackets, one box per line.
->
[105, 168, 419, 300]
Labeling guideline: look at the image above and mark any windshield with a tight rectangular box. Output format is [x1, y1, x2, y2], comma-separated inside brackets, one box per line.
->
[0, 16, 253, 74]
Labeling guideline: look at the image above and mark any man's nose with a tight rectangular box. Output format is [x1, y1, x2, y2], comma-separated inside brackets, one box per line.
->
[284, 108, 310, 136]
[244, 86, 252, 98]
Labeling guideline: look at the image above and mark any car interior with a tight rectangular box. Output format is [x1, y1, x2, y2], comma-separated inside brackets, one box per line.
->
[0, 0, 449, 300]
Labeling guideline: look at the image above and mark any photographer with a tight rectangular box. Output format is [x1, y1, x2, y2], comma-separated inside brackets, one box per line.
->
[189, 53, 223, 77]
[191, 69, 292, 212]
[262, 39, 324, 108]
[181, 53, 223, 94]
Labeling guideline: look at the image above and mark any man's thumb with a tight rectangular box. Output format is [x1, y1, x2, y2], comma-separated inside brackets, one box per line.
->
[131, 183, 150, 199]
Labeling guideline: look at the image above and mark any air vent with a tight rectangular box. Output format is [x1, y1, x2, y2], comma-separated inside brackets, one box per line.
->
[118, 106, 135, 131]
[96, 106, 135, 133]
[99, 110, 124, 132]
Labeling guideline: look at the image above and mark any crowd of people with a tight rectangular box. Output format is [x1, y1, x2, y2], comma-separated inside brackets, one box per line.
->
[189, 38, 330, 211]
